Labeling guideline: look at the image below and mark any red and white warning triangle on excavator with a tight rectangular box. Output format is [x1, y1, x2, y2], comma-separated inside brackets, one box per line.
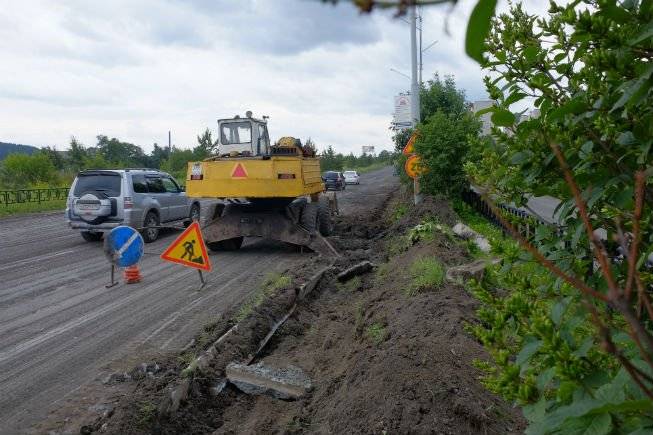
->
[231, 163, 248, 178]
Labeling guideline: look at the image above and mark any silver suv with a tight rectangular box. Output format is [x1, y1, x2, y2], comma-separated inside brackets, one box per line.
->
[66, 169, 200, 243]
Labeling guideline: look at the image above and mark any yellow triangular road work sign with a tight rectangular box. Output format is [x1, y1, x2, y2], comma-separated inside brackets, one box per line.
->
[160, 221, 212, 271]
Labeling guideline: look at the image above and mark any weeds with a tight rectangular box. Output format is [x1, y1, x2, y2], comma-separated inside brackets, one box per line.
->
[0, 199, 66, 218]
[365, 322, 388, 346]
[375, 262, 391, 285]
[235, 272, 291, 321]
[392, 203, 409, 222]
[387, 235, 412, 257]
[135, 401, 157, 428]
[407, 256, 444, 295]
[337, 276, 361, 292]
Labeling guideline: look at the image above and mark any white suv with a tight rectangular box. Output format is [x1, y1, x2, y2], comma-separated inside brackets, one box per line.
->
[343, 170, 360, 185]
[66, 169, 200, 243]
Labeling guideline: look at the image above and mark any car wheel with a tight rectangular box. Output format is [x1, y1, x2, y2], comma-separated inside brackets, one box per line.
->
[141, 211, 160, 243]
[185, 203, 201, 227]
[81, 231, 102, 242]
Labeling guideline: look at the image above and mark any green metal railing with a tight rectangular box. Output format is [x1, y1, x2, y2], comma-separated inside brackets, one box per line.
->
[0, 188, 70, 207]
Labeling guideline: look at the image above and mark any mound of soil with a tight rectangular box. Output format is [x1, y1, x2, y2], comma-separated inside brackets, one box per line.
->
[210, 195, 523, 435]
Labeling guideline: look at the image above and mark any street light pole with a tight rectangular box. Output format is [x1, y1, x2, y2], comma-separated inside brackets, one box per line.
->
[410, 5, 420, 126]
[409, 5, 422, 205]
[419, 8, 423, 87]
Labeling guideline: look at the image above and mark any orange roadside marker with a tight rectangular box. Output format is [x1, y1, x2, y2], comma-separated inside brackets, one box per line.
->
[124, 265, 142, 284]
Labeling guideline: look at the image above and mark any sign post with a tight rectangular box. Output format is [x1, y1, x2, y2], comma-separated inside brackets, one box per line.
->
[160, 221, 212, 288]
[403, 133, 423, 205]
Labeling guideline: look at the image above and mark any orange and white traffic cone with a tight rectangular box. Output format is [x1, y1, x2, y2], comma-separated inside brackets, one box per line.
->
[123, 265, 142, 284]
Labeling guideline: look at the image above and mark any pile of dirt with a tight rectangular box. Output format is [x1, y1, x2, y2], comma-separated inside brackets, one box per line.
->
[70, 185, 524, 434]
[207, 192, 523, 434]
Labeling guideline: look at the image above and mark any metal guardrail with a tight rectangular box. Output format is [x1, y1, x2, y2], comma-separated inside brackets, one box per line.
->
[461, 189, 549, 239]
[0, 187, 70, 207]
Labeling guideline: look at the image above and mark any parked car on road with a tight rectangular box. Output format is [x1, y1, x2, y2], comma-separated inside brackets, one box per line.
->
[342, 170, 360, 185]
[322, 171, 345, 191]
[66, 169, 201, 243]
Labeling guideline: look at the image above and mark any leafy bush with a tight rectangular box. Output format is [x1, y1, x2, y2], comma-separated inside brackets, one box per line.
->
[463, 1, 653, 433]
[414, 111, 480, 196]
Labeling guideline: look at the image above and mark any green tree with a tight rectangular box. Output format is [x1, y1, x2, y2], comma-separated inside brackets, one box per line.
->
[150, 143, 170, 168]
[0, 152, 57, 187]
[68, 136, 88, 171]
[41, 146, 65, 170]
[96, 135, 150, 167]
[415, 111, 480, 196]
[420, 73, 467, 120]
[195, 128, 218, 159]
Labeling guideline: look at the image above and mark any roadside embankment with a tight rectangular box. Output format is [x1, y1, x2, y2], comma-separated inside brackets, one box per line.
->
[55, 184, 524, 434]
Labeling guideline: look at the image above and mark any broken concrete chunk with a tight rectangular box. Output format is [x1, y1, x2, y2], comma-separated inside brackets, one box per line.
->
[337, 261, 374, 282]
[102, 372, 131, 385]
[446, 258, 501, 283]
[452, 222, 492, 253]
[226, 362, 312, 400]
[452, 223, 476, 240]
[474, 236, 492, 253]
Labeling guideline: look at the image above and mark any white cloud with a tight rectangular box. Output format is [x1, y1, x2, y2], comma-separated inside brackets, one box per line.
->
[0, 0, 549, 155]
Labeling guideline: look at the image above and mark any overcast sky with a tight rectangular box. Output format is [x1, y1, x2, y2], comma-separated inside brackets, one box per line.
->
[0, 0, 543, 155]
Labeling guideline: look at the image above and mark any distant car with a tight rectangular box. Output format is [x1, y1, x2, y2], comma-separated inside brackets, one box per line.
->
[342, 170, 360, 185]
[65, 169, 201, 243]
[322, 171, 346, 191]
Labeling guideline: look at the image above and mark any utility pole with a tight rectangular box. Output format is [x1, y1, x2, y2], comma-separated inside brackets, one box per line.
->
[418, 7, 423, 87]
[410, 6, 420, 126]
[410, 5, 422, 204]
[168, 131, 171, 155]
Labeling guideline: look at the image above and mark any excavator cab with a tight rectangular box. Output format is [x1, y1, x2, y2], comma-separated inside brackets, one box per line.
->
[218, 112, 270, 157]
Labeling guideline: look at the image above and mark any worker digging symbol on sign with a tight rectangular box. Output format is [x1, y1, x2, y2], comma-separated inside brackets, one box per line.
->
[180, 239, 204, 265]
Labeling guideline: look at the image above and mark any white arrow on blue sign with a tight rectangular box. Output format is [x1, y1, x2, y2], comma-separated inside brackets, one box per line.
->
[104, 226, 144, 268]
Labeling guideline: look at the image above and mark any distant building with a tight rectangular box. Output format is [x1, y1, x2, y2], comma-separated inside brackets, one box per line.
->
[472, 100, 494, 136]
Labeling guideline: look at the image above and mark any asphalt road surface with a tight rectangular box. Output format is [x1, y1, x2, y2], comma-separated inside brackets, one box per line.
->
[0, 166, 397, 434]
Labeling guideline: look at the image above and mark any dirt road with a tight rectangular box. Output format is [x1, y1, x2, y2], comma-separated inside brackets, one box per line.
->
[0, 166, 396, 434]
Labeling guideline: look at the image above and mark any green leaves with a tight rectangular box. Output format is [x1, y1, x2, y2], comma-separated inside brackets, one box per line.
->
[465, 0, 498, 63]
[491, 108, 515, 126]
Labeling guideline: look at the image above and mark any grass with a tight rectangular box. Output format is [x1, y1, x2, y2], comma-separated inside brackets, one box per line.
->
[408, 256, 445, 295]
[235, 272, 291, 322]
[391, 203, 409, 222]
[365, 322, 388, 346]
[452, 198, 504, 241]
[337, 275, 361, 292]
[352, 162, 390, 174]
[387, 234, 412, 257]
[375, 262, 391, 286]
[136, 401, 157, 428]
[0, 199, 66, 218]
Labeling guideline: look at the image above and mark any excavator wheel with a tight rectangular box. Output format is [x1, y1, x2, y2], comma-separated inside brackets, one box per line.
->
[300, 202, 319, 233]
[317, 195, 333, 236]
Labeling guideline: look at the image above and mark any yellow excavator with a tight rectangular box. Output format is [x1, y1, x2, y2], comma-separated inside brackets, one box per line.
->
[185, 112, 338, 256]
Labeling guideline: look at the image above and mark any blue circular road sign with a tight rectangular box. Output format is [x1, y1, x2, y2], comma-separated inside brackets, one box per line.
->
[104, 226, 144, 268]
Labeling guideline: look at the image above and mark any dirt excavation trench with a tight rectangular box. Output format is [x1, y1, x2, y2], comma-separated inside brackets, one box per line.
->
[57, 186, 525, 434]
